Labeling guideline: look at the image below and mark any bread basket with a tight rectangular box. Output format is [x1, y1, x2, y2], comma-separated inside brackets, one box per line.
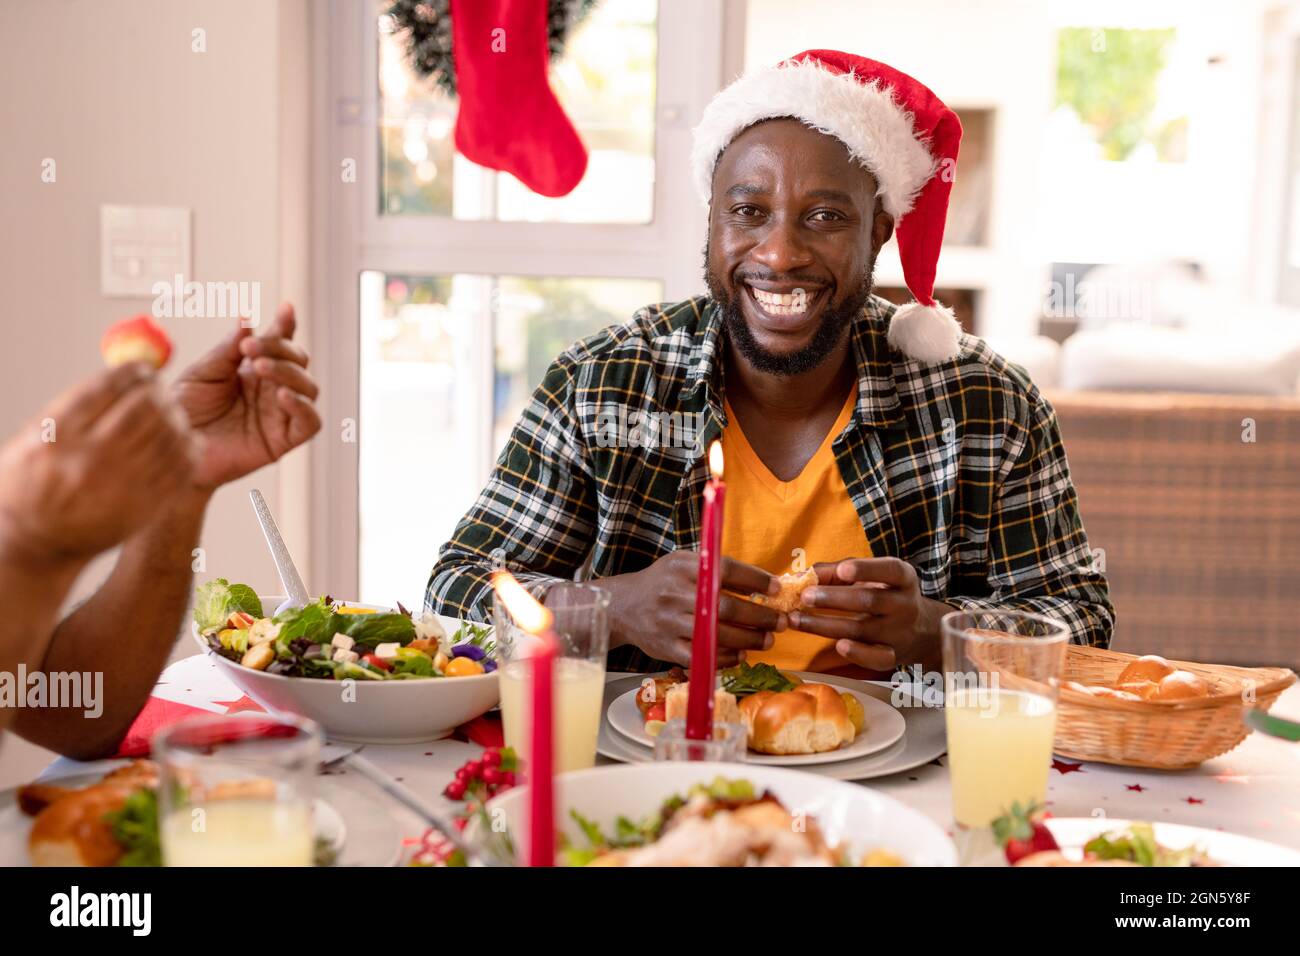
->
[1051, 646, 1296, 770]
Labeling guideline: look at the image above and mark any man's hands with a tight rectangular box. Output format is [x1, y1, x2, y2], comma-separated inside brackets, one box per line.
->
[0, 363, 199, 565]
[789, 558, 950, 670]
[601, 551, 784, 667]
[174, 303, 321, 491]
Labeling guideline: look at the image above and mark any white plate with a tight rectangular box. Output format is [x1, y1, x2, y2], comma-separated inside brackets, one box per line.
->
[1044, 817, 1300, 867]
[597, 673, 947, 781]
[0, 768, 348, 867]
[476, 761, 956, 866]
[192, 597, 499, 744]
[607, 676, 905, 766]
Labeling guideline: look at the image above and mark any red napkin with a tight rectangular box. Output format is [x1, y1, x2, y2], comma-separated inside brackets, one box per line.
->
[113, 698, 223, 757]
[455, 713, 504, 749]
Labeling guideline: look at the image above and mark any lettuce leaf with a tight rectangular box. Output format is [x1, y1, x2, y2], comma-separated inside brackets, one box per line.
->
[330, 612, 417, 648]
[193, 579, 264, 633]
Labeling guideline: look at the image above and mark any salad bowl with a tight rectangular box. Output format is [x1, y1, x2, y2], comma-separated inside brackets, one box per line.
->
[192, 592, 499, 743]
[474, 761, 958, 866]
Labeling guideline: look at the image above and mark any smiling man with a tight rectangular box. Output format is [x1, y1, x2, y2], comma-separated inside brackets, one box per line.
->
[428, 50, 1112, 674]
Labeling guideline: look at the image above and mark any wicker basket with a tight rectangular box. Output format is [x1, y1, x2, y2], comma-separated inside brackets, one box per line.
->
[1051, 646, 1296, 770]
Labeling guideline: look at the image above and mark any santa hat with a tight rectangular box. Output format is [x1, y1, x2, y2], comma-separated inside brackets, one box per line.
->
[692, 50, 964, 364]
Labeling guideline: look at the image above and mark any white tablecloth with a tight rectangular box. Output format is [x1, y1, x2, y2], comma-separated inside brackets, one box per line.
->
[40, 654, 1300, 863]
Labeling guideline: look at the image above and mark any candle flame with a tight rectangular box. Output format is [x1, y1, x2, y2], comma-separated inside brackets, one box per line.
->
[491, 570, 554, 634]
[708, 441, 724, 478]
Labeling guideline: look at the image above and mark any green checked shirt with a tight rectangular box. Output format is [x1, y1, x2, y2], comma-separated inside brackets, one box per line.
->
[425, 294, 1113, 672]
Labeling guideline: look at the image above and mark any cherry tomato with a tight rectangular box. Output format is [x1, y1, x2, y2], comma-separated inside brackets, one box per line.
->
[361, 653, 392, 672]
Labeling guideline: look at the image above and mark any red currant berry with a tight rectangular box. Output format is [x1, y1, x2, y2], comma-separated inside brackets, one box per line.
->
[482, 749, 502, 767]
[465, 759, 483, 778]
[501, 770, 516, 787]
[482, 766, 502, 786]
[444, 780, 466, 801]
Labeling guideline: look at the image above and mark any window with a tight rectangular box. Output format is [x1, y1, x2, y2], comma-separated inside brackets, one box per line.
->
[314, 1, 721, 603]
[358, 272, 661, 605]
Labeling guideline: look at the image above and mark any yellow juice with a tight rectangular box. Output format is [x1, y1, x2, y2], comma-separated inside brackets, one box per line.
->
[499, 657, 606, 773]
[945, 687, 1057, 828]
[161, 799, 314, 866]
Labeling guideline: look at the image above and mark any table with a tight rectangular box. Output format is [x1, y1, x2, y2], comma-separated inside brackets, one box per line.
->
[36, 654, 1300, 863]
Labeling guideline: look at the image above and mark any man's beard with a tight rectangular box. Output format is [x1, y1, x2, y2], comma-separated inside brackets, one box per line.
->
[704, 247, 875, 377]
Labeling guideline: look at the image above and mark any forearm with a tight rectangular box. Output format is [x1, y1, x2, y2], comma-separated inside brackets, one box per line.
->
[0, 536, 87, 734]
[11, 487, 212, 758]
[943, 592, 1113, 648]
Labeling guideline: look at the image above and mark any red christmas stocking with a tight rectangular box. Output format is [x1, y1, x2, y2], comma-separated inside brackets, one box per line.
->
[450, 0, 589, 197]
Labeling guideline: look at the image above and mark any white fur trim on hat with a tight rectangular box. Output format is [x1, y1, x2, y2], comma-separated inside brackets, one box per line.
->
[886, 302, 963, 364]
[691, 58, 937, 218]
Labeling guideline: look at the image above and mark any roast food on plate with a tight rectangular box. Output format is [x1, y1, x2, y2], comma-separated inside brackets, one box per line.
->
[565, 777, 904, 867]
[19, 761, 338, 868]
[637, 663, 867, 755]
[750, 567, 818, 614]
[994, 804, 1216, 867]
[192, 577, 495, 681]
[1066, 654, 1211, 703]
[19, 761, 162, 867]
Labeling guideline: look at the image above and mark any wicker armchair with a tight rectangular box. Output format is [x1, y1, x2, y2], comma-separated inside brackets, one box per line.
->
[1049, 391, 1300, 671]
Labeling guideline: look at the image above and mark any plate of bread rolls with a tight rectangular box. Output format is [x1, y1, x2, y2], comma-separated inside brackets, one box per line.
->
[607, 663, 905, 765]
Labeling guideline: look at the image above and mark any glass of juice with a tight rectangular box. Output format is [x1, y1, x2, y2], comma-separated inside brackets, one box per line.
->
[494, 581, 610, 774]
[941, 610, 1068, 836]
[154, 713, 322, 866]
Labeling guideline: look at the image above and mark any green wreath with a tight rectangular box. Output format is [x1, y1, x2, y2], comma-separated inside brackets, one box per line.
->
[386, 0, 601, 98]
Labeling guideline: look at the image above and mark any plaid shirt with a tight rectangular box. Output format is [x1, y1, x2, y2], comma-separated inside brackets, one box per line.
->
[426, 294, 1113, 671]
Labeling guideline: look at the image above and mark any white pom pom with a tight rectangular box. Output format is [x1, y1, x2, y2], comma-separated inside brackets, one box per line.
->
[886, 301, 963, 363]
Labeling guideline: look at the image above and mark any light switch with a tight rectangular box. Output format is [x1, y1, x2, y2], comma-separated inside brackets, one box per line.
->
[100, 205, 191, 297]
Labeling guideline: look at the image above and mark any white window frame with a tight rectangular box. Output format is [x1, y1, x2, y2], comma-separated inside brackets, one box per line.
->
[308, 0, 736, 598]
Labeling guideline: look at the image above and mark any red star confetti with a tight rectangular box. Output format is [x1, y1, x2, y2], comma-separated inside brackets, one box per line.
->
[1051, 758, 1085, 775]
[1185, 796, 1204, 805]
[215, 694, 265, 715]
[1126, 784, 1146, 792]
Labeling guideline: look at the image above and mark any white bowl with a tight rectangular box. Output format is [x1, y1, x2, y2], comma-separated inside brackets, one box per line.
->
[191, 600, 498, 743]
[478, 761, 957, 866]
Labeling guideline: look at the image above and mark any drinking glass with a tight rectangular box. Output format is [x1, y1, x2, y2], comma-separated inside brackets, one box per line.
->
[653, 718, 748, 762]
[941, 610, 1068, 833]
[494, 582, 610, 773]
[154, 713, 322, 866]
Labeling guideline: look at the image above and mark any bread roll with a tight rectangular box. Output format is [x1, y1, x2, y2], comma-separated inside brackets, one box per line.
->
[1116, 655, 1177, 686]
[752, 568, 818, 614]
[739, 682, 855, 754]
[1149, 669, 1208, 701]
[1088, 686, 1144, 702]
[663, 682, 741, 726]
[1115, 680, 1159, 700]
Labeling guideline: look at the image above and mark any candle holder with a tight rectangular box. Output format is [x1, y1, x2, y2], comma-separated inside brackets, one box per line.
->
[653, 718, 747, 763]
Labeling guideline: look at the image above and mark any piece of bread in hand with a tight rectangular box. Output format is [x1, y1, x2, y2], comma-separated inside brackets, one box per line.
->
[751, 567, 818, 614]
[664, 681, 742, 726]
[739, 682, 855, 755]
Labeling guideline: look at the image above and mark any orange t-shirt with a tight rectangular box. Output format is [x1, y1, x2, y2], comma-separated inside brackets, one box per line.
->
[720, 391, 872, 675]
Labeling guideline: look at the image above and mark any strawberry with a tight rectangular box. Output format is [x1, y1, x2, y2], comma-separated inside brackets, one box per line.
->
[991, 801, 1059, 864]
[101, 315, 172, 370]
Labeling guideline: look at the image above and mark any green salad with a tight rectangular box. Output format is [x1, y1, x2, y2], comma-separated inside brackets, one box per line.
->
[193, 578, 495, 681]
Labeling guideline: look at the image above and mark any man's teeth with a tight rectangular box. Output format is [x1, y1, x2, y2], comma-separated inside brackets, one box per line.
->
[750, 286, 811, 316]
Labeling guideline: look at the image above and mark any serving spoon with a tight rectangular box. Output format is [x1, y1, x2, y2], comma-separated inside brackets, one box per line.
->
[249, 488, 312, 614]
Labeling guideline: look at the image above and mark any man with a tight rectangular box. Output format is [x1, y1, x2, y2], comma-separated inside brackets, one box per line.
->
[427, 51, 1112, 674]
[0, 305, 319, 756]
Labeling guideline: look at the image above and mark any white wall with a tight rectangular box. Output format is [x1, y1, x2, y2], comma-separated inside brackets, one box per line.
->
[0, 0, 312, 603]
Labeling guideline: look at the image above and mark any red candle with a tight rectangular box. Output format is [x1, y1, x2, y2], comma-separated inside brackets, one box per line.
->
[490, 571, 556, 867]
[686, 442, 726, 741]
